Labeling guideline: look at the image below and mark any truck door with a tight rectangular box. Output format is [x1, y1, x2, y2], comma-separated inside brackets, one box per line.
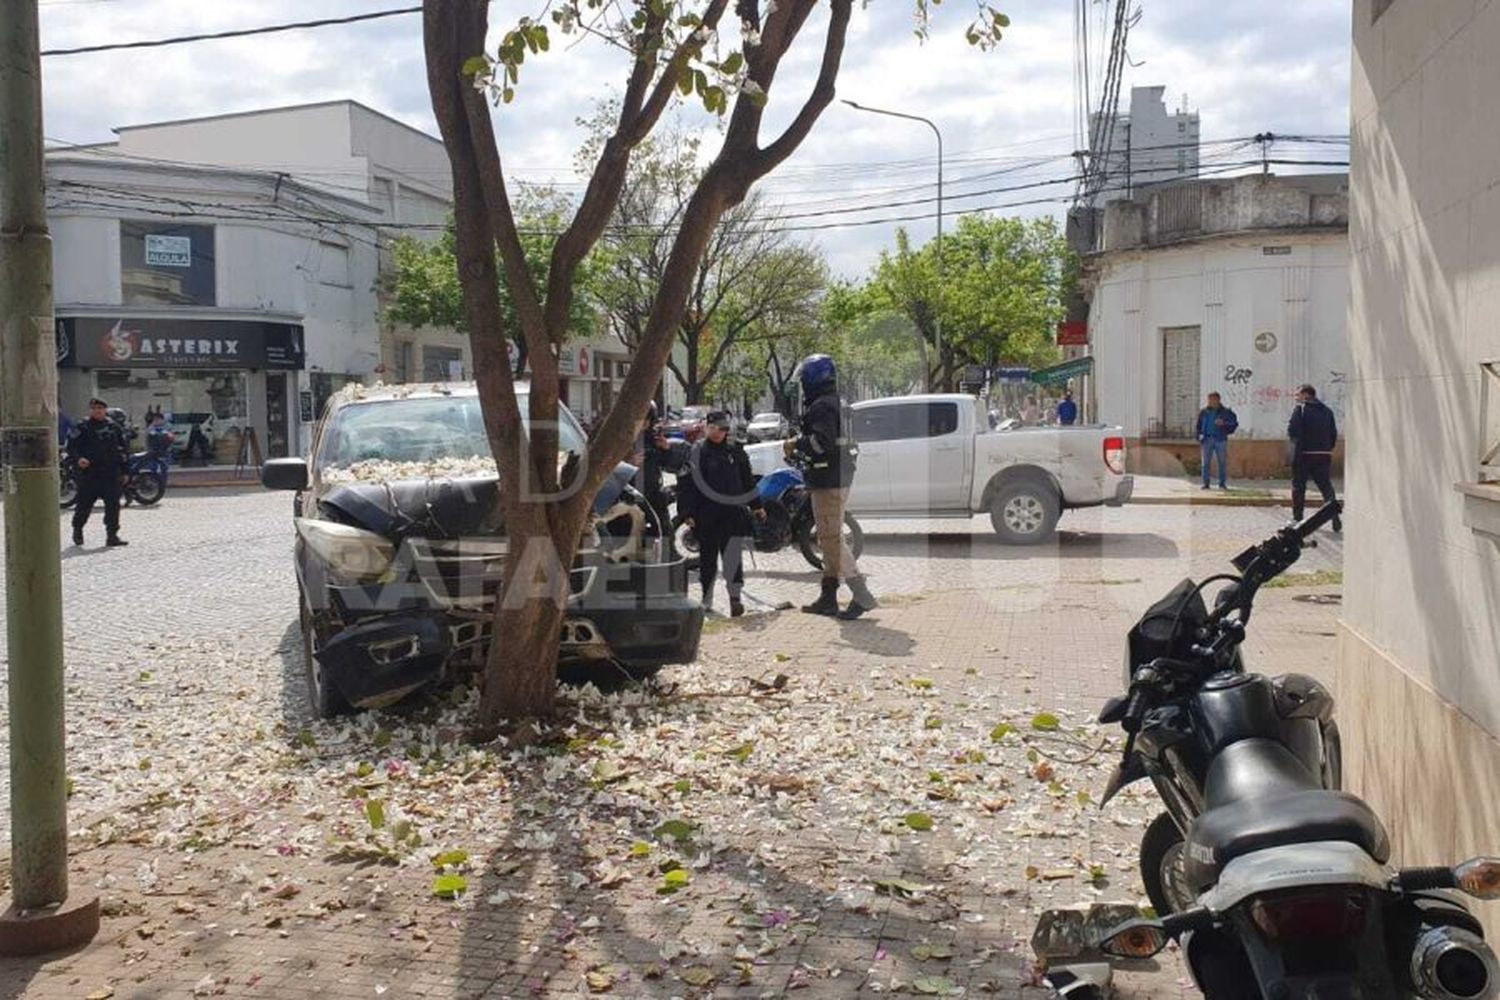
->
[884, 401, 967, 511]
[847, 405, 892, 511]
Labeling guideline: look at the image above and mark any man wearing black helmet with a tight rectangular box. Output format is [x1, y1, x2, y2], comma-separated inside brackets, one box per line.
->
[787, 354, 875, 619]
[67, 397, 130, 547]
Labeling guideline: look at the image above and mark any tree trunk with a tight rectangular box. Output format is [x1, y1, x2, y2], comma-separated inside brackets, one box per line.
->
[685, 335, 702, 404]
[480, 513, 575, 722]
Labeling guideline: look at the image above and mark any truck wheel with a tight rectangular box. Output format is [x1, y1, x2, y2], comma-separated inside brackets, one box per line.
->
[301, 596, 350, 719]
[989, 478, 1060, 544]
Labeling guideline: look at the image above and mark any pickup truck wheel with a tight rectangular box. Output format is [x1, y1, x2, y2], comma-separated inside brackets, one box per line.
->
[990, 479, 1060, 545]
[300, 595, 351, 718]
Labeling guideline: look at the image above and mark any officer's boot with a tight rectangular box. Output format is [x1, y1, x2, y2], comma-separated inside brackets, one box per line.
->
[728, 585, 745, 619]
[838, 576, 878, 620]
[801, 577, 840, 616]
[71, 525, 83, 546]
[700, 583, 715, 614]
[106, 534, 129, 547]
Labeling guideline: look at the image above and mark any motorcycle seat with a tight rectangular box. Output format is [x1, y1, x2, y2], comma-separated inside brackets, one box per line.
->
[1184, 739, 1389, 893]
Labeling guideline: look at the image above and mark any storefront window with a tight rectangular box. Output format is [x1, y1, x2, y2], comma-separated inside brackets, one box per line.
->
[96, 369, 248, 463]
[120, 221, 216, 307]
[422, 345, 464, 382]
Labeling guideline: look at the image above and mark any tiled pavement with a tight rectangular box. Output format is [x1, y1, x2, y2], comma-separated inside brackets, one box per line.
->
[0, 492, 1344, 999]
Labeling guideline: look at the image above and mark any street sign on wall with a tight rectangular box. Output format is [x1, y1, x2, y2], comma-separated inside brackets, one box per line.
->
[993, 367, 1032, 384]
[1056, 321, 1088, 347]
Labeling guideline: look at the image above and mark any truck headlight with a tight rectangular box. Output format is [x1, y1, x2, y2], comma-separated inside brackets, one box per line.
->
[295, 518, 395, 583]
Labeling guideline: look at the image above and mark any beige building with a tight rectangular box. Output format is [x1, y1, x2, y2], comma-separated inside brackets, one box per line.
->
[1343, 0, 1500, 935]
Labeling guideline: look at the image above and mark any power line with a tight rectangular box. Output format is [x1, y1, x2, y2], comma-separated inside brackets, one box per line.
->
[40, 6, 421, 57]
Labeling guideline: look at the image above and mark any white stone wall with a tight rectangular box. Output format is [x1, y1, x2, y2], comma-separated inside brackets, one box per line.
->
[1091, 233, 1350, 438]
[1346, 0, 1500, 742]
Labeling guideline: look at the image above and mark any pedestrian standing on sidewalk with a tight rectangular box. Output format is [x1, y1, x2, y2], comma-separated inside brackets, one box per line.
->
[787, 354, 876, 620]
[1057, 391, 1079, 426]
[67, 397, 130, 547]
[678, 410, 764, 617]
[1196, 392, 1239, 490]
[1288, 384, 1341, 531]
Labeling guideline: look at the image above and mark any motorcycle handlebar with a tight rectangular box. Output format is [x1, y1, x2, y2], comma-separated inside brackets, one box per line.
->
[1120, 687, 1151, 734]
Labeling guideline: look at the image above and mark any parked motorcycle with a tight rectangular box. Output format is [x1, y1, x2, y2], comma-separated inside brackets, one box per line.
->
[1035, 501, 1500, 999]
[671, 460, 864, 572]
[59, 453, 79, 508]
[122, 448, 170, 506]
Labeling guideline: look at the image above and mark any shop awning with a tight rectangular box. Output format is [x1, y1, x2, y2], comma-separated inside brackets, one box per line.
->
[1030, 356, 1093, 386]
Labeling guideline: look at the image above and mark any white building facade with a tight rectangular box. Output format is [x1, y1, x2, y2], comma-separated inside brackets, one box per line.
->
[103, 101, 469, 394]
[1087, 174, 1350, 476]
[48, 154, 383, 461]
[1343, 0, 1500, 936]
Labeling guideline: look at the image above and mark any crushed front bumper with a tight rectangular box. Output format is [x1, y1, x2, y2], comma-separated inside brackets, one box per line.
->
[303, 547, 703, 707]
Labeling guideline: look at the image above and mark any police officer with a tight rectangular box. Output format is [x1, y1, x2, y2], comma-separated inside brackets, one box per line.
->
[677, 410, 764, 617]
[786, 354, 875, 619]
[67, 397, 130, 547]
[634, 400, 689, 530]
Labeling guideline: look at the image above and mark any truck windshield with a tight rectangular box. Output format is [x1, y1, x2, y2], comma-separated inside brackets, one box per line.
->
[316, 394, 585, 472]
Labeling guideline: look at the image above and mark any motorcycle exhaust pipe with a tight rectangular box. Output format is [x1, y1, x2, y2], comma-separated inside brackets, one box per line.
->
[1412, 926, 1500, 1000]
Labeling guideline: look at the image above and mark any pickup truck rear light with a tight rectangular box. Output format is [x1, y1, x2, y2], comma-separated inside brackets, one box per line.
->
[1103, 436, 1126, 475]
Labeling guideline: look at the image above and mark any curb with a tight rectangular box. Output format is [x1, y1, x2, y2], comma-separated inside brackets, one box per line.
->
[1129, 496, 1292, 508]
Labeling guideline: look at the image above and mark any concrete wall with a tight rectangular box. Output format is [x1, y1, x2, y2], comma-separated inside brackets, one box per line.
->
[1343, 0, 1500, 930]
[115, 104, 363, 196]
[1090, 233, 1350, 440]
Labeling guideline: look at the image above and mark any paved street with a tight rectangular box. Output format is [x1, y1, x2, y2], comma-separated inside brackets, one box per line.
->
[0, 489, 1344, 999]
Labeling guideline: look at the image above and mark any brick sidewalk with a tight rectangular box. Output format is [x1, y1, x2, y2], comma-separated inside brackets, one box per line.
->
[1, 581, 1340, 1000]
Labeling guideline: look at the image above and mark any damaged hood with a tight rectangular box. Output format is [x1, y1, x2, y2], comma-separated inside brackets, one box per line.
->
[320, 478, 505, 540]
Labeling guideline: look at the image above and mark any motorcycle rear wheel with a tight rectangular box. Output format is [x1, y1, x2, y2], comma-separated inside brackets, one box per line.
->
[131, 472, 165, 506]
[1141, 811, 1197, 916]
[59, 472, 78, 509]
[796, 512, 864, 571]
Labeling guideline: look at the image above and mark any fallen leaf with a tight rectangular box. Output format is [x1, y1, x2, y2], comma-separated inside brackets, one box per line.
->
[904, 812, 935, 832]
[874, 878, 935, 897]
[680, 967, 715, 987]
[988, 723, 1015, 742]
[1031, 712, 1061, 732]
[913, 975, 956, 995]
[911, 943, 955, 961]
[432, 874, 468, 898]
[585, 968, 615, 992]
[365, 799, 386, 829]
[910, 678, 935, 690]
[653, 819, 695, 843]
[85, 989, 114, 999]
[658, 869, 690, 895]
[431, 850, 469, 870]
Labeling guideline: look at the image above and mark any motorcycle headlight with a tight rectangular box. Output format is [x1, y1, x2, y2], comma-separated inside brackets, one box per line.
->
[296, 518, 395, 584]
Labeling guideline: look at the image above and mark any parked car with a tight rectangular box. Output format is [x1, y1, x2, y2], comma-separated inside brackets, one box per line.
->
[746, 411, 791, 443]
[261, 383, 703, 717]
[662, 404, 710, 442]
[169, 412, 216, 460]
[746, 393, 1132, 544]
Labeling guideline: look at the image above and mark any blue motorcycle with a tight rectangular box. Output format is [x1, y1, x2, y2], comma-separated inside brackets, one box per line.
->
[672, 462, 864, 571]
[123, 447, 170, 506]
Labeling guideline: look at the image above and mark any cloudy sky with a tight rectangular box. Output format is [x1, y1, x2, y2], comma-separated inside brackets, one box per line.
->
[37, 0, 1353, 276]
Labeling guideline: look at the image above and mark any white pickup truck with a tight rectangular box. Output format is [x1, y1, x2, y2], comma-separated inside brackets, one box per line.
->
[747, 393, 1132, 544]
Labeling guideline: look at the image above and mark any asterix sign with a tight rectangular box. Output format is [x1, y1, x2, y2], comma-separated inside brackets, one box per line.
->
[56, 317, 305, 370]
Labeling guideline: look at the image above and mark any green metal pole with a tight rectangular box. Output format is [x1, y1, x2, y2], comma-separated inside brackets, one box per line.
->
[1, 0, 72, 910]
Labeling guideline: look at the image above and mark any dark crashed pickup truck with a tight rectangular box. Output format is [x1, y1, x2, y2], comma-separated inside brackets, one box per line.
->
[262, 384, 702, 717]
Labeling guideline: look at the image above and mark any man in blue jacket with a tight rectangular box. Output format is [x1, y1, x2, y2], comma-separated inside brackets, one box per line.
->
[1057, 391, 1079, 426]
[1288, 384, 1341, 531]
[1196, 392, 1238, 490]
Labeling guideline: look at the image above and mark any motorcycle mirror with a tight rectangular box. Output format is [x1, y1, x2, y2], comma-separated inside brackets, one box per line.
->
[1213, 581, 1243, 610]
[1455, 858, 1500, 900]
[1098, 919, 1169, 959]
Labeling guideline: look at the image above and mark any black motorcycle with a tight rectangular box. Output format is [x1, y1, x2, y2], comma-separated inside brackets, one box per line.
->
[1035, 502, 1500, 999]
[668, 460, 863, 572]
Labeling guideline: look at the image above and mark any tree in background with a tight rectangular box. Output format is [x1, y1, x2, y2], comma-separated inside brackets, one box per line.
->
[859, 215, 1074, 389]
[383, 189, 603, 374]
[424, 0, 1009, 725]
[595, 127, 829, 405]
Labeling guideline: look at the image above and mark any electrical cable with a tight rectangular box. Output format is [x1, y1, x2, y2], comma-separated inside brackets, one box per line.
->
[41, 6, 421, 57]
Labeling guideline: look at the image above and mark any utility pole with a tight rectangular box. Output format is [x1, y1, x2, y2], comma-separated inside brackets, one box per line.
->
[842, 100, 944, 390]
[0, 0, 100, 956]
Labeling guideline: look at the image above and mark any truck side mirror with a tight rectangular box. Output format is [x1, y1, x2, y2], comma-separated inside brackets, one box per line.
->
[262, 457, 309, 492]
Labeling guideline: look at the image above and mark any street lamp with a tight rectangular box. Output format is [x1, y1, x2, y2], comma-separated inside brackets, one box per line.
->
[842, 99, 944, 390]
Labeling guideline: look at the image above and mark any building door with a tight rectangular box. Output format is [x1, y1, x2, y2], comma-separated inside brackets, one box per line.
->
[1161, 326, 1202, 437]
[266, 373, 289, 458]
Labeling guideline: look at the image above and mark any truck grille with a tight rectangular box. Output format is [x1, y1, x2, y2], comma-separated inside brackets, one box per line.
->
[405, 538, 594, 610]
